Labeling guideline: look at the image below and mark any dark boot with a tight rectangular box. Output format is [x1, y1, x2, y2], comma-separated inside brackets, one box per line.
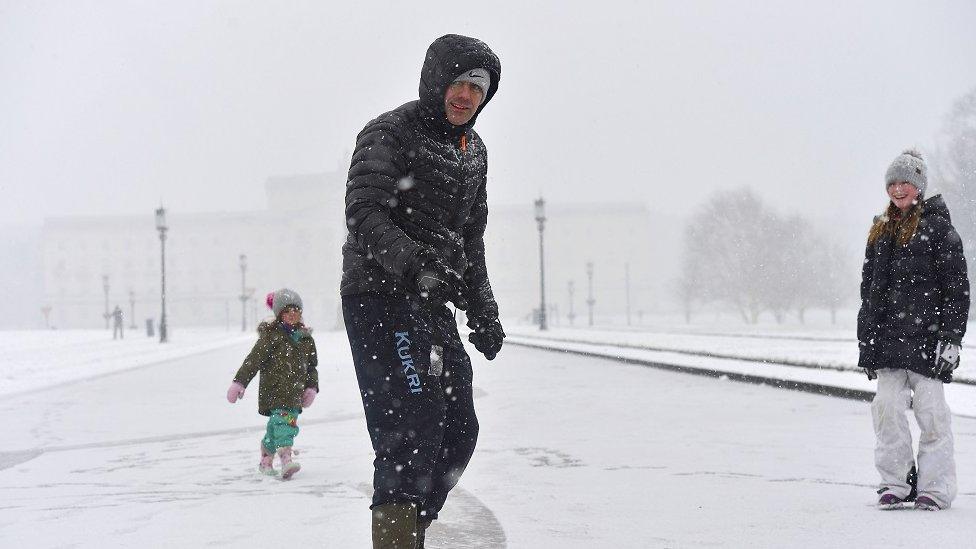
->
[905, 465, 918, 502]
[372, 502, 418, 549]
[416, 518, 431, 548]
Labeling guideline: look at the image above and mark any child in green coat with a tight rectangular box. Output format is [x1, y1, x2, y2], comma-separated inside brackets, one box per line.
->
[226, 288, 319, 479]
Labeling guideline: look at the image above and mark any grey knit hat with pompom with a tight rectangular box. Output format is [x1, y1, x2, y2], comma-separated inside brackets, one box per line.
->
[266, 288, 303, 318]
[885, 148, 927, 196]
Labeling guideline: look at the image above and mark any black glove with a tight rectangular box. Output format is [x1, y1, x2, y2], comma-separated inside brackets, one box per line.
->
[934, 340, 961, 376]
[414, 257, 469, 310]
[858, 338, 879, 380]
[858, 337, 876, 366]
[467, 316, 505, 360]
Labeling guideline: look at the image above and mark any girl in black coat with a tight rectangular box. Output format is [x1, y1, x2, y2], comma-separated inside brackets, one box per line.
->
[858, 149, 970, 511]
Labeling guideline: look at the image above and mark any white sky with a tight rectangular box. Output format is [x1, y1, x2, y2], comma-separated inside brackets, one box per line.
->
[2, 0, 975, 236]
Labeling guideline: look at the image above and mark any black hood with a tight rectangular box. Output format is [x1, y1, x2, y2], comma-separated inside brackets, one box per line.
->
[418, 34, 501, 138]
[922, 194, 951, 222]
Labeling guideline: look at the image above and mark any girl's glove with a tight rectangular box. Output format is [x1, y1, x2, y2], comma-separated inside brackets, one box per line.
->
[857, 339, 877, 371]
[302, 387, 318, 408]
[934, 341, 961, 375]
[226, 381, 245, 403]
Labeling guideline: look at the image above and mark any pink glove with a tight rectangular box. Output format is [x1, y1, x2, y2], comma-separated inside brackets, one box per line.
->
[226, 381, 245, 403]
[302, 387, 318, 408]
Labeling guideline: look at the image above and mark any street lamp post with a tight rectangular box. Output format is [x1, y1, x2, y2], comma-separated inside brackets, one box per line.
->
[534, 197, 547, 331]
[239, 254, 248, 332]
[129, 289, 137, 329]
[586, 261, 595, 327]
[155, 207, 168, 343]
[568, 280, 576, 326]
[41, 305, 52, 329]
[625, 262, 631, 326]
[246, 287, 256, 326]
[102, 274, 110, 329]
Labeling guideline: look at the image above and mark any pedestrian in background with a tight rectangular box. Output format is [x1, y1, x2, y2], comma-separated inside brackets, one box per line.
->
[111, 305, 124, 340]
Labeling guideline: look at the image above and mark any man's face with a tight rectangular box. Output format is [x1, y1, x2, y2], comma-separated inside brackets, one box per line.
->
[444, 81, 485, 126]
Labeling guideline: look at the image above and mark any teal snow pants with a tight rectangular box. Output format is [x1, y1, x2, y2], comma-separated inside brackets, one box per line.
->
[261, 408, 300, 453]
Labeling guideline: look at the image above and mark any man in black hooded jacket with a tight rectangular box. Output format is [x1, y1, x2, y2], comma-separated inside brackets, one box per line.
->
[341, 34, 505, 548]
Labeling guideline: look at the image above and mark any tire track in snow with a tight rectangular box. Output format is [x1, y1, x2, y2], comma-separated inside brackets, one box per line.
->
[0, 412, 362, 471]
[1, 387, 491, 471]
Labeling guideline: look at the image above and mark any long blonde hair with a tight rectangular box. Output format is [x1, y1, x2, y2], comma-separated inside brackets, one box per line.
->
[867, 201, 922, 247]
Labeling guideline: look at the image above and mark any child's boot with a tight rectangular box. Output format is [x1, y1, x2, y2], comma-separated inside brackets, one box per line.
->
[278, 446, 301, 480]
[259, 444, 278, 476]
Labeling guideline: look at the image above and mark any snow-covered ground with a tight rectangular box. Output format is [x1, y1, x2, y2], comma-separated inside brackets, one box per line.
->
[0, 328, 254, 397]
[505, 322, 976, 380]
[505, 324, 976, 418]
[3, 328, 976, 547]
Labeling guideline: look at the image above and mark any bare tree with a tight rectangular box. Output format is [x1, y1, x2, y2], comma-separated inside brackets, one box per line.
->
[673, 232, 703, 323]
[681, 188, 856, 324]
[763, 213, 811, 324]
[681, 188, 779, 324]
[797, 238, 857, 325]
[933, 87, 976, 274]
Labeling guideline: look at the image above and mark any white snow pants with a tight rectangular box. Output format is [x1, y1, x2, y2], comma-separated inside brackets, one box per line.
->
[872, 369, 956, 508]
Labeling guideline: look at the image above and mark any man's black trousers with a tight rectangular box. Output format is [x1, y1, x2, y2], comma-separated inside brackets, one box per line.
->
[342, 293, 479, 522]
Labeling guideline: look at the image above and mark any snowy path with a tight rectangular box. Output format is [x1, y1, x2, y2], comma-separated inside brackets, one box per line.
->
[0, 334, 502, 548]
[0, 328, 255, 397]
[3, 331, 976, 547]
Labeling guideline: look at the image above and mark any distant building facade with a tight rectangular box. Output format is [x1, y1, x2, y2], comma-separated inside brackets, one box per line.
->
[487, 202, 673, 327]
[40, 172, 677, 330]
[40, 172, 346, 330]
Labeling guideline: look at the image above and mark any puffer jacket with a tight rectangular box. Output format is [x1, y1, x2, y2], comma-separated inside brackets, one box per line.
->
[340, 34, 501, 322]
[857, 195, 970, 381]
[233, 321, 319, 416]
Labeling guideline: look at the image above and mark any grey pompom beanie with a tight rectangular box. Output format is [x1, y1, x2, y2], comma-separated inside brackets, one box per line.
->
[266, 288, 303, 318]
[885, 148, 927, 196]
